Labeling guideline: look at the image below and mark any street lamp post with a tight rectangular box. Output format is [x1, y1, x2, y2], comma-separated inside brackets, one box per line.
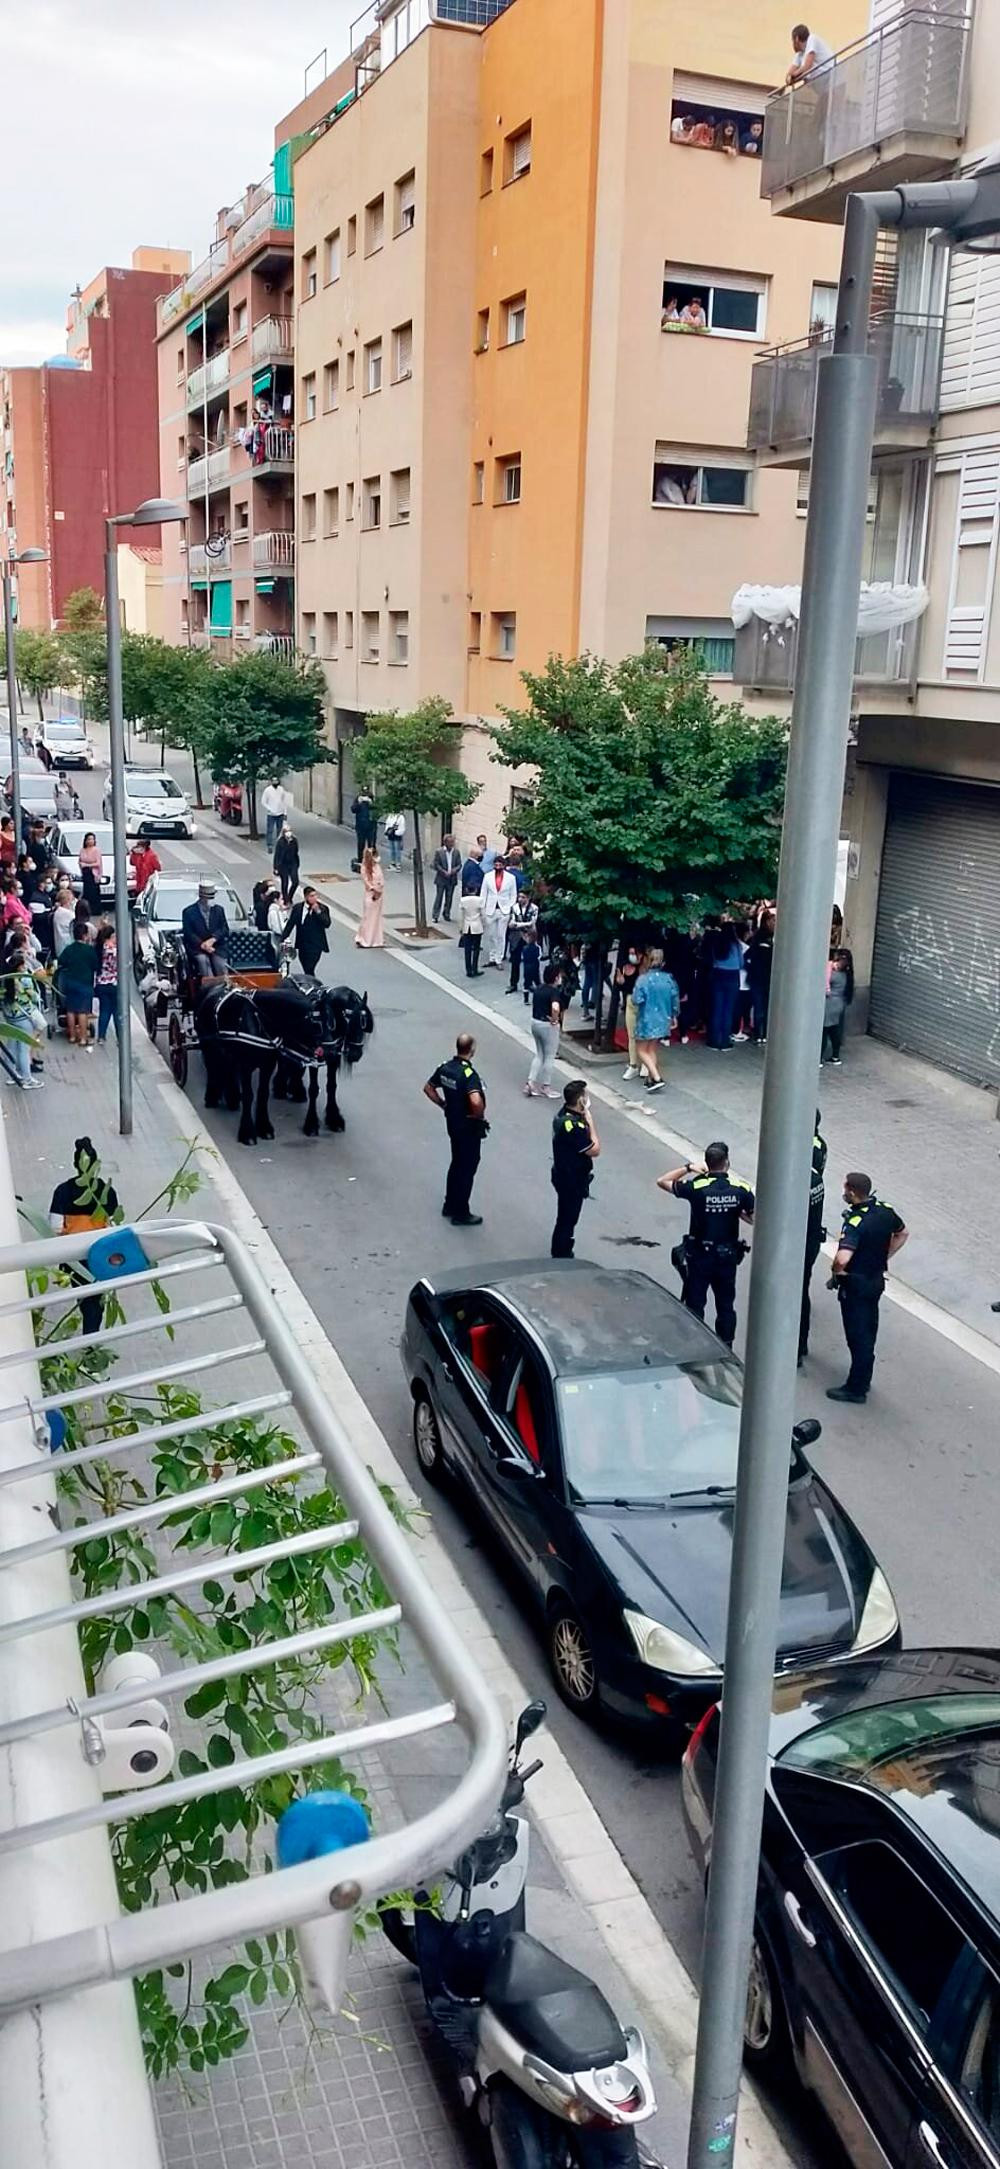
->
[2, 547, 48, 847]
[687, 164, 1000, 2169]
[104, 499, 186, 1136]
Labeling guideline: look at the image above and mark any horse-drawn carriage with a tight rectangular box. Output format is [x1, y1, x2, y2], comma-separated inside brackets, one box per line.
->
[140, 925, 285, 1087]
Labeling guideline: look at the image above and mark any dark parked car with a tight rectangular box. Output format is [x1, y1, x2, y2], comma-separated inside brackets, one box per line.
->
[401, 1261, 899, 1730]
[683, 1647, 1000, 2169]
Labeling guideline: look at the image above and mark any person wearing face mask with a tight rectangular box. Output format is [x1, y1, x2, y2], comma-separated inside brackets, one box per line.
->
[550, 1080, 600, 1259]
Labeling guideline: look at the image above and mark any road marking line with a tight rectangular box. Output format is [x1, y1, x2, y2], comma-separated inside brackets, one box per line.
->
[165, 841, 199, 866]
[137, 1027, 790, 2167]
[205, 839, 248, 867]
[316, 891, 1000, 1383]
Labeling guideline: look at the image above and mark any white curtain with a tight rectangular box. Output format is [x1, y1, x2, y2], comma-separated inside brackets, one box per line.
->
[731, 580, 929, 637]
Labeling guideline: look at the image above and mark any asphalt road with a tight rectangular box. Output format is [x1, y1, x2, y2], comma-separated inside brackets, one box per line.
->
[77, 763, 1000, 2167]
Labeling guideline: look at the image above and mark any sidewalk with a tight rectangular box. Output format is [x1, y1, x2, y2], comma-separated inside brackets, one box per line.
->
[282, 811, 1000, 1353]
[2, 1021, 790, 2169]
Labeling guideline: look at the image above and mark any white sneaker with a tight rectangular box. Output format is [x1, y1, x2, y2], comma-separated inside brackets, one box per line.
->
[622, 1065, 637, 1079]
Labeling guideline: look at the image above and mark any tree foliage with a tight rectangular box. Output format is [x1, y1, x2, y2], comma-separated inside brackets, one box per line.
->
[191, 650, 332, 837]
[13, 628, 64, 719]
[492, 648, 788, 935]
[352, 698, 479, 933]
[62, 585, 105, 632]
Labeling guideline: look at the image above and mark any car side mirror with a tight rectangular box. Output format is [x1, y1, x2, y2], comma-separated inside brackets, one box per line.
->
[496, 1455, 539, 1483]
[792, 1418, 821, 1449]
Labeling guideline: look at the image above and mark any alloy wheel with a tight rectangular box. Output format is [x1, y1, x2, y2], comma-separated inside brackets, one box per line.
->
[550, 1609, 597, 1709]
[413, 1393, 443, 1482]
[744, 1936, 773, 2054]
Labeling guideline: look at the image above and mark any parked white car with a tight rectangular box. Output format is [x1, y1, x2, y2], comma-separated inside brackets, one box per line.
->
[36, 717, 96, 769]
[103, 769, 196, 839]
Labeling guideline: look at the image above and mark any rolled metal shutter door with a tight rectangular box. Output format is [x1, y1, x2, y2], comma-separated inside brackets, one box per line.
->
[870, 774, 1000, 1085]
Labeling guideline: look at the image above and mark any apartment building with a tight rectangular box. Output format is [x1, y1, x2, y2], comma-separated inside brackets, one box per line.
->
[294, 0, 859, 832]
[747, 0, 1000, 1089]
[2, 247, 189, 627]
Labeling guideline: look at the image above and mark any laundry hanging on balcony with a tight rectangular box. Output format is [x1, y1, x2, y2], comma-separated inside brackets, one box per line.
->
[730, 580, 929, 643]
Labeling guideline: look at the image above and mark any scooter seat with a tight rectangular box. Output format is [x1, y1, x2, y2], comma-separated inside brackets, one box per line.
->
[485, 1931, 627, 2071]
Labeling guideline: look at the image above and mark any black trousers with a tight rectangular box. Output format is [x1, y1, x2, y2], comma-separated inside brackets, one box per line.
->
[462, 932, 482, 977]
[839, 1274, 884, 1394]
[672, 1240, 739, 1346]
[799, 1212, 825, 1359]
[433, 875, 457, 922]
[444, 1126, 483, 1219]
[508, 937, 525, 989]
[551, 1180, 588, 1259]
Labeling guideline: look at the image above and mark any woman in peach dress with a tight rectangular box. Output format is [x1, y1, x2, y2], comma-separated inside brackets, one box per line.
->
[356, 843, 385, 949]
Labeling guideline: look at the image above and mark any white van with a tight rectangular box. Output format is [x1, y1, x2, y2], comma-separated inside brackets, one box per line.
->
[36, 717, 96, 769]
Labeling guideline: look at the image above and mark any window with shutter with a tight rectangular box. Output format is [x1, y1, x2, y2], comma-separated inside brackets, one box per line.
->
[943, 446, 1000, 679]
[941, 256, 1000, 412]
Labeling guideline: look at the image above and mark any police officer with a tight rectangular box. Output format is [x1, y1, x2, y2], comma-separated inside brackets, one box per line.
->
[828, 1171, 907, 1404]
[423, 1031, 488, 1226]
[550, 1080, 600, 1258]
[798, 1109, 827, 1367]
[657, 1142, 754, 1347]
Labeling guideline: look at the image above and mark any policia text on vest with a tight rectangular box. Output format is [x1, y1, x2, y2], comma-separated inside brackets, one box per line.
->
[424, 1033, 489, 1226]
[657, 1144, 755, 1348]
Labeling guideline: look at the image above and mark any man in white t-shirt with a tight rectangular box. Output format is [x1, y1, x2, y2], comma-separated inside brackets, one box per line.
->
[261, 779, 292, 853]
[786, 22, 834, 84]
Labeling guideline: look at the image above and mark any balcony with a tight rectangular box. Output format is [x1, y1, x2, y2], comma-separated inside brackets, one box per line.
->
[188, 446, 231, 496]
[187, 349, 230, 408]
[231, 192, 293, 260]
[188, 541, 231, 577]
[253, 531, 295, 570]
[734, 611, 920, 694]
[254, 632, 296, 659]
[239, 424, 295, 479]
[251, 316, 293, 366]
[761, 10, 971, 221]
[159, 187, 293, 329]
[748, 312, 944, 465]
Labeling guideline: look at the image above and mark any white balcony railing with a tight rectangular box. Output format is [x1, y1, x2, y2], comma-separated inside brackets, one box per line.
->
[253, 531, 295, 569]
[187, 348, 231, 405]
[188, 541, 231, 577]
[187, 446, 231, 496]
[251, 316, 293, 365]
[254, 632, 296, 658]
[231, 192, 293, 260]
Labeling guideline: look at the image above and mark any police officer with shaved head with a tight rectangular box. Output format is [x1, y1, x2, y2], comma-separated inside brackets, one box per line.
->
[657, 1142, 754, 1347]
[423, 1031, 489, 1226]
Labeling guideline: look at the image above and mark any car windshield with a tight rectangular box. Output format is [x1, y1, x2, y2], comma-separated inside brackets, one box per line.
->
[57, 824, 113, 855]
[150, 883, 243, 922]
[778, 1694, 1000, 1778]
[557, 1361, 743, 1503]
[126, 774, 182, 800]
[47, 723, 86, 740]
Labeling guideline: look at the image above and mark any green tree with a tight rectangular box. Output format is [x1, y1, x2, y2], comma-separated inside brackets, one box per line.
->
[192, 650, 332, 838]
[493, 644, 787, 935]
[61, 585, 105, 632]
[14, 628, 64, 720]
[352, 698, 480, 936]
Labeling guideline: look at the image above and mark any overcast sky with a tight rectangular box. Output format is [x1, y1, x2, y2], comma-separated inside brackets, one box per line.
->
[1, 0, 359, 365]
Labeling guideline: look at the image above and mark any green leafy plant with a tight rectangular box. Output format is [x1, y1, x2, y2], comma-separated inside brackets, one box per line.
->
[190, 650, 333, 838]
[28, 1146, 406, 2080]
[353, 697, 480, 935]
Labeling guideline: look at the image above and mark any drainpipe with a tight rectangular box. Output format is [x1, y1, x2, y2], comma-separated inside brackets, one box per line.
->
[0, 1112, 161, 2169]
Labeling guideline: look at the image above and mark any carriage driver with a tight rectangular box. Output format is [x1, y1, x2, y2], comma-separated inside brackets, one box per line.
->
[181, 881, 231, 982]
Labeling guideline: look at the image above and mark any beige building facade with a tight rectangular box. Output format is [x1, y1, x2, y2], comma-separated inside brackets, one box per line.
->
[748, 0, 1000, 1087]
[294, 0, 859, 838]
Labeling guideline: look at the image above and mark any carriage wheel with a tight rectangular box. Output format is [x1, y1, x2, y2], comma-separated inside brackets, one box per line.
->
[168, 1012, 188, 1086]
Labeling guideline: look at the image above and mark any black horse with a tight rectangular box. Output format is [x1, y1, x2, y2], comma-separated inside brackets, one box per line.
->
[196, 978, 373, 1146]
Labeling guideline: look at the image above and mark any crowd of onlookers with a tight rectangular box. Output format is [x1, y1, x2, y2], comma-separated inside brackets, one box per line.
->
[670, 109, 764, 157]
[0, 796, 131, 1084]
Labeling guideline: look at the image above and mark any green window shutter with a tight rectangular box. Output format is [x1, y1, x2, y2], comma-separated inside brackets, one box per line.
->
[209, 580, 232, 632]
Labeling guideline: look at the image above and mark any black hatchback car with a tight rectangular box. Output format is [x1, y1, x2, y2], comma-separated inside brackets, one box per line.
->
[683, 1647, 1000, 2169]
[401, 1261, 899, 1731]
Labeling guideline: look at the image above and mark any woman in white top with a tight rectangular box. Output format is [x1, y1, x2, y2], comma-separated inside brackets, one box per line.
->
[52, 884, 77, 957]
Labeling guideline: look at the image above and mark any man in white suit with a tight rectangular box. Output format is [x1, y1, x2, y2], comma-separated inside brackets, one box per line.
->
[480, 856, 518, 968]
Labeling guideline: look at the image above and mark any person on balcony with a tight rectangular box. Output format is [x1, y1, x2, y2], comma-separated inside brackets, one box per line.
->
[786, 22, 834, 85]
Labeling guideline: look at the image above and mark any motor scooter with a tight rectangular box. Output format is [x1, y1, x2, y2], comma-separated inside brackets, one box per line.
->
[212, 778, 244, 826]
[381, 1701, 658, 2167]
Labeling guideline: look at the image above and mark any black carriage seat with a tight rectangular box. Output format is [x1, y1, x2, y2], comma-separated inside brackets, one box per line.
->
[485, 1932, 627, 2071]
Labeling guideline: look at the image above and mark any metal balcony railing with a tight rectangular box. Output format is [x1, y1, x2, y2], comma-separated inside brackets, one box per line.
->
[254, 632, 296, 658]
[231, 192, 293, 260]
[748, 312, 945, 453]
[257, 426, 295, 470]
[251, 316, 294, 365]
[188, 541, 231, 577]
[734, 611, 920, 692]
[0, 1219, 505, 2018]
[762, 9, 971, 197]
[187, 349, 231, 406]
[187, 446, 231, 496]
[253, 531, 295, 569]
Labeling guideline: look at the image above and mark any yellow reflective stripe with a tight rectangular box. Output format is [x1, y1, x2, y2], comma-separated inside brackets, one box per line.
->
[692, 1176, 712, 1189]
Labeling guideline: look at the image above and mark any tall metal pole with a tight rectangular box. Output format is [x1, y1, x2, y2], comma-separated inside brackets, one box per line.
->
[2, 564, 22, 849]
[686, 194, 884, 2169]
[103, 523, 133, 1137]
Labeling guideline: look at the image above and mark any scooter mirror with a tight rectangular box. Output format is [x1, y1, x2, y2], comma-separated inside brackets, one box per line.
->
[514, 1700, 546, 1756]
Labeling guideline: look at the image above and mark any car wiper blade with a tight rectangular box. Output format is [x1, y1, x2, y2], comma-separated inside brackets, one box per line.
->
[667, 1484, 736, 1502]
